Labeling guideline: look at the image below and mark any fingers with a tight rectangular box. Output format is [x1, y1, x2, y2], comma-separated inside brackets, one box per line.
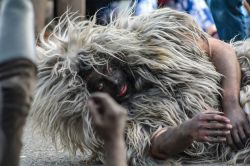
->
[88, 100, 102, 126]
[199, 113, 231, 123]
[88, 92, 127, 121]
[203, 136, 227, 143]
[238, 126, 247, 145]
[226, 124, 250, 150]
[243, 123, 250, 138]
[200, 122, 232, 130]
[226, 134, 237, 150]
[232, 129, 244, 149]
[204, 130, 230, 136]
[203, 110, 225, 115]
[198, 129, 230, 143]
[89, 92, 116, 111]
[89, 92, 126, 115]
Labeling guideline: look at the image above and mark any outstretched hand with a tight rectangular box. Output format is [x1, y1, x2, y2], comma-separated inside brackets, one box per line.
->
[88, 92, 127, 141]
[183, 108, 232, 143]
[224, 104, 250, 150]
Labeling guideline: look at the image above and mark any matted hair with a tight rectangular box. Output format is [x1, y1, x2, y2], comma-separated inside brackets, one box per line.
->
[31, 8, 250, 165]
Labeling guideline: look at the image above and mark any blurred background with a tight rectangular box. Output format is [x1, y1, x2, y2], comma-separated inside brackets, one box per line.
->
[32, 0, 250, 42]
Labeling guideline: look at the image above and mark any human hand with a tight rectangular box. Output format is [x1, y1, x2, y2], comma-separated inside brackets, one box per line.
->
[88, 92, 127, 141]
[183, 109, 232, 143]
[224, 104, 250, 150]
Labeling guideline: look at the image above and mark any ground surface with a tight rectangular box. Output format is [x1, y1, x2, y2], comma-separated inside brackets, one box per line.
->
[20, 118, 91, 166]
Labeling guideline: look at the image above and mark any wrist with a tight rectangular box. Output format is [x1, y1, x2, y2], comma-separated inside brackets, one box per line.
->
[179, 121, 194, 142]
[222, 93, 240, 107]
[222, 99, 241, 115]
[103, 131, 124, 143]
[104, 136, 125, 149]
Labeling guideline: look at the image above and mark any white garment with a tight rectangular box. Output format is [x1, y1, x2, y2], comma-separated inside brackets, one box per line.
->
[135, 0, 157, 16]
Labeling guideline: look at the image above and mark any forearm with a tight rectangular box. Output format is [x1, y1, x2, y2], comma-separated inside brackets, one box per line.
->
[104, 136, 127, 166]
[208, 38, 241, 110]
[151, 125, 193, 159]
[151, 109, 233, 159]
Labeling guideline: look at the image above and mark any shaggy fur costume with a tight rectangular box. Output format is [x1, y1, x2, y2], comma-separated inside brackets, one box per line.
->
[31, 8, 250, 165]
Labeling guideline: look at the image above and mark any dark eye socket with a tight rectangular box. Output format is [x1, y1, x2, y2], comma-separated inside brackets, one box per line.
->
[107, 66, 119, 73]
[108, 67, 113, 73]
[97, 81, 104, 91]
[108, 67, 116, 74]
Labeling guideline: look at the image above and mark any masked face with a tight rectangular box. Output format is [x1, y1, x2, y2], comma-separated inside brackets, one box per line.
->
[85, 64, 133, 103]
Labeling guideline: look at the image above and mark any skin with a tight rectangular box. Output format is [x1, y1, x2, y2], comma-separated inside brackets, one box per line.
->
[151, 109, 232, 159]
[244, 0, 250, 14]
[88, 93, 127, 166]
[207, 38, 250, 150]
[151, 37, 250, 158]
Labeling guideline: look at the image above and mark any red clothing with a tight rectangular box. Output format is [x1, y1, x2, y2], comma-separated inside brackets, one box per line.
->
[158, 0, 171, 6]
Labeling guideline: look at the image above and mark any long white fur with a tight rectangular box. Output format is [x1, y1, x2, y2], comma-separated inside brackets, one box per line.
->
[31, 8, 250, 165]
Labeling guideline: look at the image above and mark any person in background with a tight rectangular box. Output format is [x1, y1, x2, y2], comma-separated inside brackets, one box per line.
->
[135, 0, 218, 37]
[135, 0, 157, 15]
[244, 0, 250, 13]
[0, 0, 37, 165]
[243, 0, 250, 36]
[207, 0, 250, 42]
[32, 0, 85, 37]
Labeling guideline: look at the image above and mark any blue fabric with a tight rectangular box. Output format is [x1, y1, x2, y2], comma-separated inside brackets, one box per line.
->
[172, 0, 215, 32]
[208, 0, 248, 42]
[136, 0, 215, 32]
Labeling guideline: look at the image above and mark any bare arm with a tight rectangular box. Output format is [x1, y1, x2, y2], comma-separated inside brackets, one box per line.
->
[207, 38, 241, 107]
[151, 126, 192, 159]
[88, 93, 127, 166]
[244, 0, 250, 14]
[151, 110, 231, 159]
[104, 137, 127, 166]
[206, 38, 250, 149]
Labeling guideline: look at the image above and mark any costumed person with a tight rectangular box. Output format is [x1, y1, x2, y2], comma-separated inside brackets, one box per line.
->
[0, 0, 37, 165]
[31, 8, 250, 165]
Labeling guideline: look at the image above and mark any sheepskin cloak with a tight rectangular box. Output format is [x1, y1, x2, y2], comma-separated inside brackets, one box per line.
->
[31, 8, 250, 165]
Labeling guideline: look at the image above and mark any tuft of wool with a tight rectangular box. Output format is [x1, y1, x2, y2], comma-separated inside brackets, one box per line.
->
[31, 8, 250, 165]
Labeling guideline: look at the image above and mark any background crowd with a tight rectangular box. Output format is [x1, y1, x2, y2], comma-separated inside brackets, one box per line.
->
[32, 0, 250, 42]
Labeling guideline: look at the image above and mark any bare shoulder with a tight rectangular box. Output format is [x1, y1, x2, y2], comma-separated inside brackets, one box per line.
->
[202, 38, 234, 58]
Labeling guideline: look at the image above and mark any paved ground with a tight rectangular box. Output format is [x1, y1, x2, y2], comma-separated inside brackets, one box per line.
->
[20, 118, 89, 166]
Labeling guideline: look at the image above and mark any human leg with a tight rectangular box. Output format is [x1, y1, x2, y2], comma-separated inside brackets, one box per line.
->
[0, 0, 36, 165]
[32, 0, 47, 36]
